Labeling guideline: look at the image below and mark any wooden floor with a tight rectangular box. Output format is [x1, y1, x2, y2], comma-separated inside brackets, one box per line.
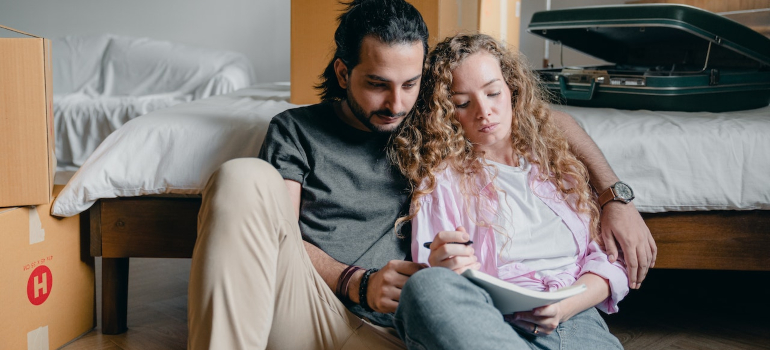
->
[62, 258, 190, 350]
[61, 258, 770, 350]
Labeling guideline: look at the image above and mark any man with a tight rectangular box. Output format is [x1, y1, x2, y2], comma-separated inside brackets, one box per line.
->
[188, 1, 656, 349]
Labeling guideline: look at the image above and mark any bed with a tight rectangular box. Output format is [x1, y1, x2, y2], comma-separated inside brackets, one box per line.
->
[52, 34, 256, 171]
[50, 84, 770, 334]
[52, 83, 292, 334]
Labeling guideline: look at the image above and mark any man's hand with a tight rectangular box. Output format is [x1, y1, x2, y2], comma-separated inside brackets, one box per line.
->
[349, 260, 424, 314]
[549, 109, 658, 289]
[601, 201, 657, 289]
[426, 227, 480, 274]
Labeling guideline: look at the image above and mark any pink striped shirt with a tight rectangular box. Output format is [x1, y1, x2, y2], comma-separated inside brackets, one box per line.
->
[411, 164, 629, 313]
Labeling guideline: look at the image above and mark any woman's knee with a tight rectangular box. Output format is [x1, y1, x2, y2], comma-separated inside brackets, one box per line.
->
[406, 268, 460, 289]
[401, 268, 467, 305]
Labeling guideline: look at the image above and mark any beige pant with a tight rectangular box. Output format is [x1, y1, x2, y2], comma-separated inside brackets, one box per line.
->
[188, 158, 406, 350]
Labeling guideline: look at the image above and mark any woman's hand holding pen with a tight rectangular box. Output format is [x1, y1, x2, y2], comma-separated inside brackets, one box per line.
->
[425, 226, 481, 274]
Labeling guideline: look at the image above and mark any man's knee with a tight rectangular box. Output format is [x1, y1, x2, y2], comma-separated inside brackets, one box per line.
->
[206, 158, 283, 195]
[213, 158, 281, 186]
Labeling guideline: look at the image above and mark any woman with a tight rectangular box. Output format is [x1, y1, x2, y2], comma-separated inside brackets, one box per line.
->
[390, 33, 628, 349]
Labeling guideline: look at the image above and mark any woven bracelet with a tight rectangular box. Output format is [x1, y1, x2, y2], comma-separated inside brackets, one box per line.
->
[358, 268, 379, 312]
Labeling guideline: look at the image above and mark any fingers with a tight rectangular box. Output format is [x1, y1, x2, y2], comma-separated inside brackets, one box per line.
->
[440, 255, 479, 273]
[366, 261, 435, 313]
[391, 260, 426, 277]
[635, 244, 650, 287]
[602, 227, 619, 264]
[368, 262, 419, 313]
[368, 282, 400, 313]
[432, 228, 470, 246]
[648, 233, 658, 269]
[640, 239, 651, 282]
[428, 243, 475, 261]
[428, 229, 476, 272]
[624, 247, 639, 289]
[600, 202, 657, 289]
[383, 261, 422, 288]
[428, 244, 476, 269]
[508, 320, 543, 335]
[630, 227, 654, 287]
[368, 286, 399, 313]
[531, 304, 558, 318]
[508, 312, 557, 335]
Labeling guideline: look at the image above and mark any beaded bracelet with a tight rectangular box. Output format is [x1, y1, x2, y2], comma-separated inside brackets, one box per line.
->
[336, 265, 363, 302]
[358, 268, 379, 312]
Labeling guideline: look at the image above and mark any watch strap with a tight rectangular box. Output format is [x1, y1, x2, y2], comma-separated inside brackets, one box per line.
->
[598, 185, 617, 208]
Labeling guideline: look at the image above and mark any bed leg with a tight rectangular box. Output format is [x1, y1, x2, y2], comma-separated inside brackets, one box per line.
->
[102, 257, 129, 335]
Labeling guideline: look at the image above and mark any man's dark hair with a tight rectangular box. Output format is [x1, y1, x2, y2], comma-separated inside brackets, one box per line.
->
[315, 0, 429, 102]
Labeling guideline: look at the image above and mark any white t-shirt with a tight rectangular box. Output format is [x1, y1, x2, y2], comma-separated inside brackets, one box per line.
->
[489, 159, 578, 278]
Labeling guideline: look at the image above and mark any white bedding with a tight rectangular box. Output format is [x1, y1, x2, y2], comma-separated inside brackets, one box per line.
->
[53, 34, 257, 169]
[557, 105, 770, 213]
[52, 83, 291, 217]
[54, 93, 189, 170]
[51, 87, 770, 217]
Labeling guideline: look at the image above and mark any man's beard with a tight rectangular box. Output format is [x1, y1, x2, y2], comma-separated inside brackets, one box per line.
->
[346, 89, 406, 135]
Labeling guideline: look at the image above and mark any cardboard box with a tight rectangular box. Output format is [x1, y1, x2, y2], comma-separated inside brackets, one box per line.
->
[0, 186, 95, 350]
[0, 24, 55, 207]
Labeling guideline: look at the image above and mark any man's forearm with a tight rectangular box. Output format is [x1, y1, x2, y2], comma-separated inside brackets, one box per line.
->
[303, 241, 347, 291]
[303, 241, 366, 304]
[552, 109, 657, 289]
[551, 110, 618, 191]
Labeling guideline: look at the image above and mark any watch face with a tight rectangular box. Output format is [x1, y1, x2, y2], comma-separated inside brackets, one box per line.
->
[614, 182, 634, 200]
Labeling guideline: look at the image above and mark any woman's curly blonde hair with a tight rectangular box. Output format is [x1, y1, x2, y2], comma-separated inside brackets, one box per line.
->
[390, 33, 600, 241]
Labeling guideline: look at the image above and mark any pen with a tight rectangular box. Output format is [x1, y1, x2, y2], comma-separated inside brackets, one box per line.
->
[423, 240, 473, 249]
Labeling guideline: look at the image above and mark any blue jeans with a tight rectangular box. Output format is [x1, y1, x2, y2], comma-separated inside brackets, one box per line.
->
[394, 268, 623, 350]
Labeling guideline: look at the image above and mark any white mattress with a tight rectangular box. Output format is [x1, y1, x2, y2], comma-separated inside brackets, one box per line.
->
[556, 105, 770, 213]
[52, 87, 770, 216]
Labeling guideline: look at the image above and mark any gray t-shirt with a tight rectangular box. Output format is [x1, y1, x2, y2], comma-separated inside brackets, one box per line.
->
[258, 102, 410, 325]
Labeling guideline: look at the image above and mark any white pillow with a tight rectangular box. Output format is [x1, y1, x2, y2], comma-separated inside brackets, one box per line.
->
[51, 83, 294, 217]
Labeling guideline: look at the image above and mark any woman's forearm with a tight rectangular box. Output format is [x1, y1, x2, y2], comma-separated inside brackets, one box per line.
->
[560, 273, 611, 321]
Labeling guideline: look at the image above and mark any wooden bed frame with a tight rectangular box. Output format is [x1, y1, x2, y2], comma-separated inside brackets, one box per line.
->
[88, 196, 770, 334]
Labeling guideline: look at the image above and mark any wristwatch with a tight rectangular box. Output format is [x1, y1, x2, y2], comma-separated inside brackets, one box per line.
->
[598, 181, 635, 208]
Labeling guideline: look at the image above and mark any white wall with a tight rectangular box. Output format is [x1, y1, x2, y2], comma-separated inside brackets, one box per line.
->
[519, 0, 629, 69]
[0, 0, 290, 83]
